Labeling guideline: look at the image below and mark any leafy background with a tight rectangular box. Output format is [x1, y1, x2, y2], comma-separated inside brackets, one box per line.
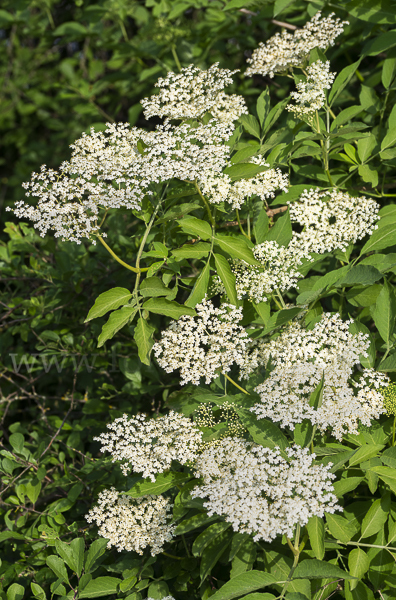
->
[1, 0, 396, 599]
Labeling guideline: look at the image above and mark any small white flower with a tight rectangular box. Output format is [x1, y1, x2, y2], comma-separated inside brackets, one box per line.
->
[85, 488, 175, 555]
[94, 411, 202, 480]
[153, 298, 254, 385]
[246, 12, 348, 78]
[287, 61, 336, 120]
[192, 438, 341, 542]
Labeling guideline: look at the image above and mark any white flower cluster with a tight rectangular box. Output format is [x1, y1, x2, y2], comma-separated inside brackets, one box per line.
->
[9, 119, 234, 243]
[246, 12, 348, 78]
[153, 298, 254, 385]
[141, 63, 248, 126]
[85, 488, 175, 555]
[232, 239, 312, 303]
[94, 411, 202, 480]
[200, 156, 288, 209]
[250, 314, 388, 440]
[288, 188, 380, 254]
[192, 438, 341, 542]
[287, 61, 335, 120]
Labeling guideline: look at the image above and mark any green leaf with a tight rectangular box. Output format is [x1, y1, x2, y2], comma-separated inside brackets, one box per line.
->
[46, 556, 69, 583]
[9, 433, 24, 453]
[253, 209, 269, 244]
[214, 234, 261, 266]
[360, 224, 396, 254]
[200, 528, 234, 582]
[175, 513, 219, 535]
[263, 210, 292, 247]
[139, 277, 169, 297]
[172, 242, 211, 259]
[370, 466, 396, 494]
[371, 279, 396, 347]
[348, 549, 370, 589]
[329, 59, 362, 106]
[263, 98, 289, 134]
[357, 135, 377, 162]
[143, 297, 195, 319]
[336, 265, 383, 287]
[263, 307, 302, 334]
[147, 581, 170, 600]
[257, 90, 270, 127]
[7, 584, 24, 600]
[381, 447, 396, 469]
[382, 50, 396, 89]
[214, 254, 238, 305]
[326, 513, 356, 544]
[378, 352, 396, 371]
[360, 494, 390, 539]
[192, 522, 232, 557]
[347, 0, 395, 23]
[98, 305, 137, 348]
[134, 317, 156, 365]
[30, 584, 45, 600]
[235, 408, 288, 450]
[349, 444, 384, 467]
[224, 162, 269, 181]
[239, 114, 261, 139]
[79, 577, 121, 598]
[125, 472, 190, 497]
[53, 21, 88, 36]
[294, 559, 354, 580]
[333, 476, 364, 497]
[185, 260, 210, 307]
[209, 571, 277, 600]
[84, 539, 109, 574]
[55, 538, 84, 577]
[358, 164, 378, 187]
[306, 516, 325, 560]
[364, 29, 396, 55]
[178, 216, 212, 241]
[255, 302, 270, 325]
[85, 288, 132, 322]
[230, 538, 256, 578]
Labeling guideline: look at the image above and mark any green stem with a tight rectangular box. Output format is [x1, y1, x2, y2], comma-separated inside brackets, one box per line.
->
[276, 290, 287, 309]
[331, 539, 396, 552]
[133, 191, 166, 300]
[223, 373, 249, 395]
[161, 552, 183, 560]
[98, 236, 148, 274]
[278, 525, 301, 599]
[171, 45, 182, 72]
[119, 20, 129, 42]
[194, 181, 215, 227]
[236, 208, 250, 239]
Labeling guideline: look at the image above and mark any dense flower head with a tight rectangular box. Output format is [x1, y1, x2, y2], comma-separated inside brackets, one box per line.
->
[249, 314, 389, 439]
[153, 298, 254, 385]
[8, 120, 233, 243]
[230, 239, 312, 303]
[246, 12, 348, 78]
[85, 488, 175, 555]
[94, 411, 202, 480]
[141, 63, 247, 125]
[288, 188, 380, 254]
[200, 156, 289, 209]
[192, 438, 341, 542]
[195, 401, 246, 448]
[287, 61, 336, 120]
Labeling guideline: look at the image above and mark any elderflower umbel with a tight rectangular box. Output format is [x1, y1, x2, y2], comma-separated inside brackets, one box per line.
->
[141, 63, 248, 125]
[153, 298, 254, 385]
[288, 188, 380, 254]
[381, 383, 396, 416]
[246, 12, 348, 78]
[192, 438, 341, 542]
[287, 61, 335, 120]
[230, 239, 312, 303]
[249, 314, 389, 440]
[85, 488, 175, 555]
[8, 118, 234, 243]
[94, 411, 202, 481]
